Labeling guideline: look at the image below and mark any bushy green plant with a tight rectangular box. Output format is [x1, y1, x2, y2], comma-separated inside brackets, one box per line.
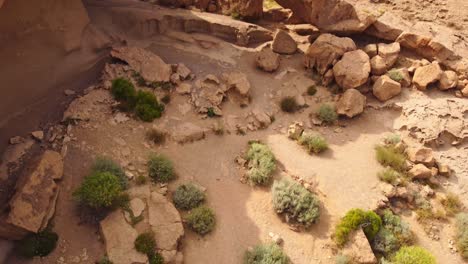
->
[375, 145, 406, 172]
[207, 107, 216, 117]
[372, 210, 414, 256]
[280, 97, 298, 113]
[388, 69, 404, 82]
[135, 232, 156, 255]
[384, 133, 401, 145]
[148, 154, 175, 183]
[441, 192, 462, 216]
[92, 157, 127, 189]
[172, 183, 205, 210]
[148, 253, 164, 264]
[146, 128, 166, 145]
[186, 205, 216, 235]
[317, 104, 337, 124]
[135, 175, 148, 185]
[298, 134, 328, 154]
[246, 143, 276, 186]
[335, 254, 349, 264]
[392, 246, 436, 264]
[307, 85, 317, 96]
[134, 91, 164, 122]
[97, 256, 113, 264]
[455, 213, 468, 259]
[132, 71, 146, 86]
[16, 230, 58, 258]
[334, 209, 382, 247]
[73, 172, 123, 208]
[244, 243, 290, 264]
[112, 78, 136, 102]
[272, 179, 320, 227]
[378, 168, 401, 185]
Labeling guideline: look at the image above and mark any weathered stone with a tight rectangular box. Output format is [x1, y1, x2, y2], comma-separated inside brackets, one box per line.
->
[407, 146, 435, 167]
[248, 109, 272, 130]
[336, 89, 366, 118]
[217, 0, 263, 19]
[287, 122, 304, 140]
[333, 50, 370, 90]
[31, 131, 44, 141]
[176, 64, 191, 80]
[172, 122, 205, 144]
[222, 72, 251, 106]
[387, 68, 411, 87]
[191, 74, 226, 115]
[372, 75, 401, 102]
[9, 136, 24, 145]
[100, 211, 147, 264]
[412, 63, 443, 90]
[438, 71, 458, 90]
[370, 43, 400, 75]
[272, 29, 297, 55]
[370, 55, 388, 75]
[437, 162, 451, 177]
[408, 164, 432, 179]
[263, 8, 291, 22]
[176, 83, 192, 95]
[366, 11, 411, 41]
[285, 24, 319, 36]
[305, 34, 356, 75]
[110, 47, 172, 83]
[363, 44, 377, 58]
[343, 229, 377, 264]
[129, 198, 145, 218]
[255, 46, 280, 72]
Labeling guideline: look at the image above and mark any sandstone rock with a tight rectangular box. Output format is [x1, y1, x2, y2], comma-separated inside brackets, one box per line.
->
[9, 136, 24, 145]
[222, 72, 251, 106]
[176, 83, 192, 95]
[437, 162, 451, 177]
[272, 29, 297, 55]
[462, 86, 468, 97]
[370, 55, 388, 75]
[287, 122, 304, 140]
[333, 50, 370, 90]
[263, 8, 291, 22]
[438, 71, 458, 90]
[130, 198, 145, 218]
[305, 34, 357, 75]
[248, 109, 272, 130]
[370, 43, 400, 75]
[31, 131, 44, 141]
[176, 64, 191, 80]
[343, 228, 377, 264]
[191, 74, 226, 115]
[286, 24, 319, 36]
[100, 211, 147, 264]
[363, 44, 377, 58]
[217, 0, 263, 19]
[408, 164, 432, 179]
[322, 69, 334, 86]
[412, 63, 443, 90]
[407, 146, 435, 167]
[6, 151, 63, 234]
[387, 68, 411, 87]
[172, 122, 205, 144]
[336, 89, 366, 118]
[255, 46, 280, 72]
[110, 47, 172, 83]
[366, 11, 411, 41]
[372, 75, 401, 102]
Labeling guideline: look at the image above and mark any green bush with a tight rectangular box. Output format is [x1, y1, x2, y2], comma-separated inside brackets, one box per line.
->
[384, 134, 401, 145]
[161, 94, 171, 104]
[388, 69, 404, 82]
[73, 172, 123, 208]
[112, 78, 136, 102]
[134, 91, 165, 122]
[186, 205, 216, 235]
[375, 145, 406, 172]
[307, 85, 317, 96]
[132, 71, 146, 86]
[378, 168, 401, 185]
[372, 210, 414, 256]
[272, 179, 320, 227]
[244, 243, 290, 264]
[136, 175, 148, 185]
[441, 192, 462, 216]
[135, 232, 156, 255]
[146, 128, 166, 145]
[148, 154, 175, 183]
[298, 134, 328, 154]
[97, 256, 113, 264]
[92, 157, 127, 189]
[392, 246, 436, 264]
[455, 213, 468, 259]
[207, 107, 216, 117]
[317, 104, 337, 124]
[172, 183, 205, 210]
[246, 143, 276, 186]
[280, 97, 298, 113]
[334, 209, 382, 247]
[335, 254, 349, 264]
[148, 253, 164, 264]
[16, 230, 58, 258]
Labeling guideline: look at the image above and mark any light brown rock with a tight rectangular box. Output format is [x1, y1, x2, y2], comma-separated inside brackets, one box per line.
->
[366, 11, 411, 41]
[412, 63, 443, 90]
[372, 75, 401, 102]
[407, 147, 435, 167]
[408, 164, 432, 179]
[343, 228, 377, 264]
[370, 43, 400, 75]
[370, 55, 388, 75]
[255, 46, 280, 72]
[272, 29, 297, 54]
[172, 122, 205, 144]
[438, 70, 458, 90]
[31, 131, 44, 141]
[333, 50, 371, 90]
[222, 72, 251, 106]
[287, 122, 304, 140]
[363, 44, 378, 58]
[336, 89, 366, 118]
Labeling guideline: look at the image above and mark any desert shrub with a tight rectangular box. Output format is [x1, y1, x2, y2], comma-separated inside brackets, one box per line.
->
[298, 134, 328, 154]
[135, 232, 156, 255]
[97, 256, 113, 264]
[455, 213, 468, 259]
[372, 210, 413, 256]
[135, 175, 148, 185]
[161, 94, 171, 104]
[335, 254, 349, 264]
[148, 253, 164, 264]
[206, 107, 217, 118]
[150, 81, 173, 90]
[146, 128, 166, 145]
[392, 246, 436, 264]
[16, 230, 58, 258]
[134, 91, 164, 122]
[272, 179, 320, 227]
[111, 78, 136, 102]
[92, 157, 127, 189]
[148, 154, 175, 183]
[245, 143, 276, 186]
[132, 71, 146, 86]
[307, 85, 317, 96]
[73, 172, 123, 208]
[172, 183, 205, 210]
[388, 69, 404, 82]
[186, 205, 216, 235]
[334, 209, 382, 247]
[317, 104, 337, 124]
[244, 243, 290, 264]
[441, 192, 462, 216]
[378, 168, 401, 185]
[375, 145, 406, 172]
[263, 0, 281, 9]
[384, 133, 401, 145]
[280, 96, 298, 113]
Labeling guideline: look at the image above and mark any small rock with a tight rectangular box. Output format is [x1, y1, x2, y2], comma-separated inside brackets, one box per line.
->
[272, 29, 297, 54]
[31, 131, 44, 141]
[287, 122, 304, 140]
[176, 83, 192, 95]
[64, 89, 76, 96]
[9, 136, 24, 145]
[406, 146, 435, 167]
[363, 44, 378, 58]
[438, 70, 458, 90]
[176, 64, 191, 80]
[130, 198, 145, 218]
[409, 164, 432, 179]
[413, 62, 443, 90]
[373, 75, 401, 101]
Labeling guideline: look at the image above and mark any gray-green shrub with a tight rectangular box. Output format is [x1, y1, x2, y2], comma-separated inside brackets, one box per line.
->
[298, 134, 328, 154]
[455, 213, 468, 259]
[172, 183, 205, 210]
[334, 209, 382, 247]
[246, 143, 276, 186]
[317, 104, 337, 124]
[148, 154, 175, 183]
[92, 157, 127, 189]
[372, 210, 414, 256]
[73, 172, 123, 208]
[375, 145, 406, 172]
[186, 205, 216, 235]
[377, 168, 401, 185]
[244, 243, 290, 264]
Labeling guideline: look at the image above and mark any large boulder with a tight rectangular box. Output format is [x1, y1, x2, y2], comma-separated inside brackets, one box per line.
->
[272, 29, 297, 55]
[342, 228, 377, 264]
[333, 50, 371, 90]
[372, 75, 401, 102]
[365, 12, 411, 41]
[407, 146, 435, 167]
[438, 70, 458, 90]
[412, 63, 443, 90]
[336, 89, 366, 118]
[305, 34, 357, 75]
[255, 46, 280, 72]
[370, 43, 400, 75]
[110, 47, 172, 83]
[274, 0, 375, 34]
